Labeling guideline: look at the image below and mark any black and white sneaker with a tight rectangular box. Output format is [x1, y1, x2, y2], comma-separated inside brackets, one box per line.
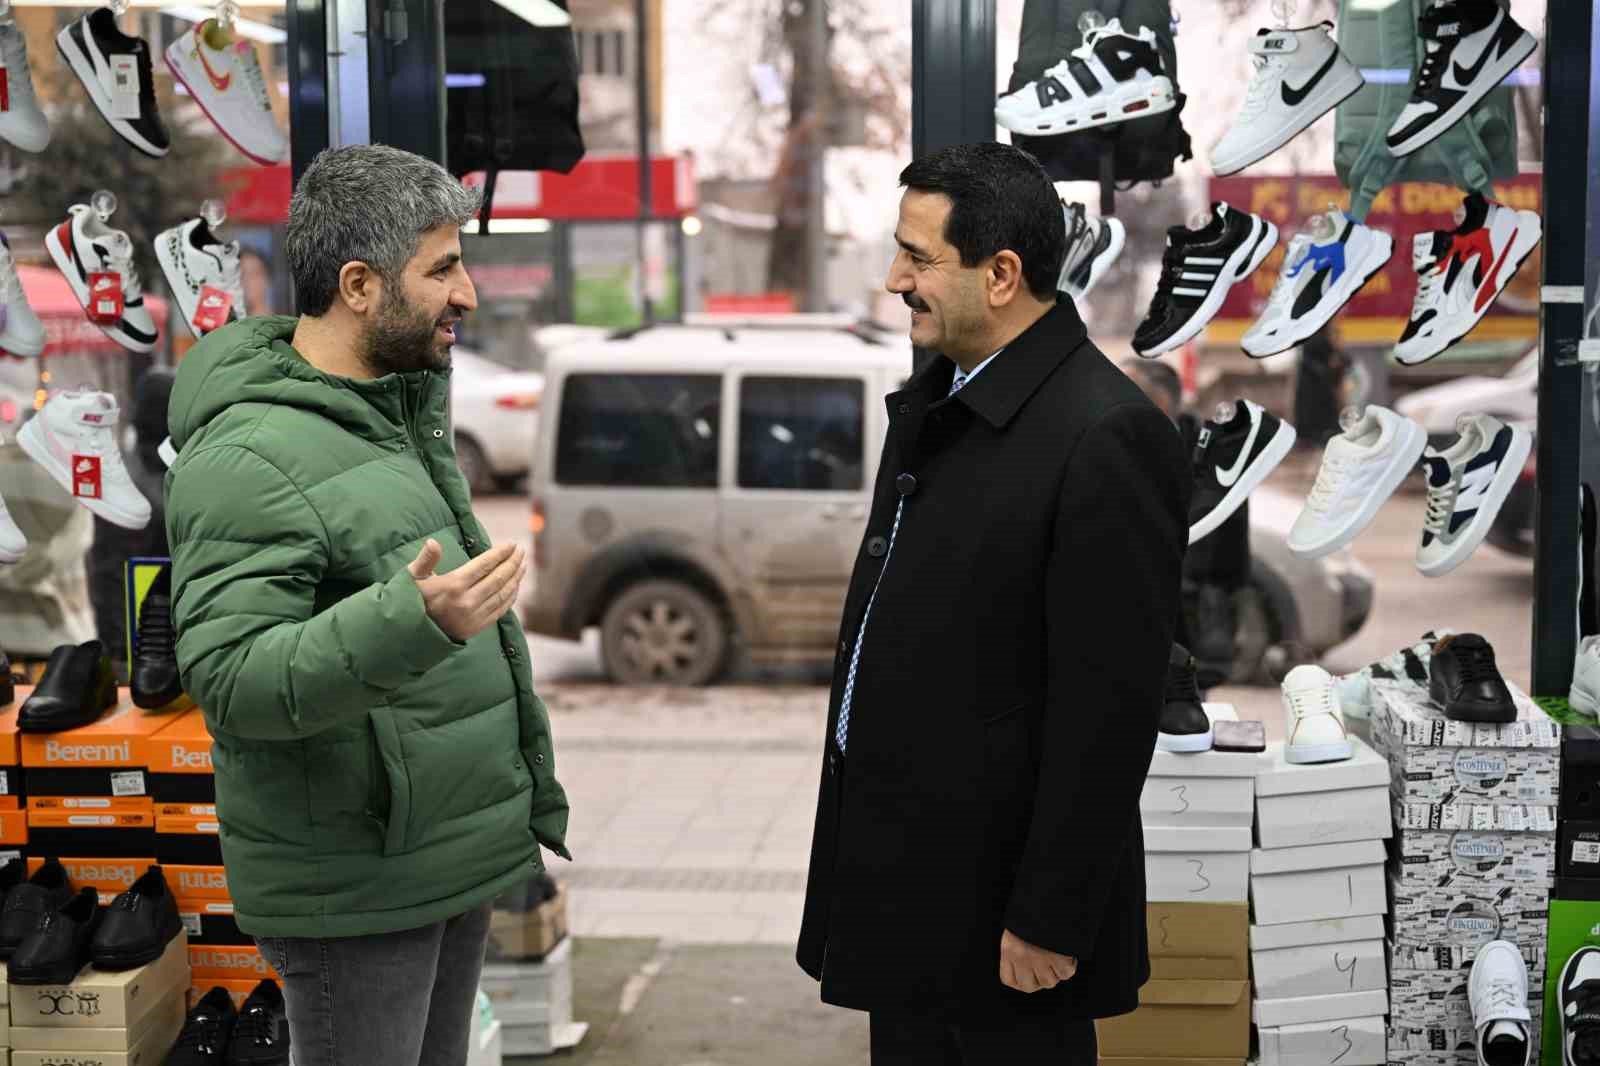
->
[56, 7, 168, 158]
[1386, 0, 1535, 157]
[995, 17, 1176, 136]
[45, 203, 159, 353]
[1057, 202, 1125, 302]
[1189, 399, 1297, 545]
[1416, 413, 1532, 577]
[1560, 946, 1600, 1066]
[1134, 203, 1278, 358]
[1159, 645, 1213, 753]
[1242, 208, 1394, 358]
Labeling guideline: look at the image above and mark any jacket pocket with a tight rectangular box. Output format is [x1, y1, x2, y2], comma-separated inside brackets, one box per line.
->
[369, 709, 414, 857]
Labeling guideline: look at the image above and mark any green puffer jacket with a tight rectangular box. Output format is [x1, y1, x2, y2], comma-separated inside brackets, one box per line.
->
[164, 316, 570, 939]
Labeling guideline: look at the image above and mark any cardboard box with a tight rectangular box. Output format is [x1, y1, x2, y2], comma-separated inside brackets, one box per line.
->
[1390, 967, 1544, 1029]
[1249, 839, 1387, 926]
[1562, 725, 1600, 819]
[1373, 678, 1560, 752]
[1257, 1015, 1386, 1066]
[1099, 1061, 1241, 1066]
[0, 701, 25, 811]
[24, 861, 149, 905]
[175, 901, 249, 948]
[23, 811, 155, 860]
[1389, 874, 1550, 950]
[155, 815, 221, 867]
[1094, 980, 1250, 1059]
[1393, 796, 1559, 833]
[1249, 915, 1386, 999]
[479, 939, 572, 1026]
[1141, 711, 1264, 830]
[143, 711, 214, 816]
[1542, 892, 1600, 1066]
[9, 994, 183, 1052]
[1145, 901, 1248, 980]
[1252, 988, 1388, 1028]
[1561, 821, 1600, 879]
[1143, 826, 1251, 903]
[1392, 829, 1556, 888]
[0, 811, 25, 847]
[1254, 739, 1391, 850]
[1387, 1023, 1478, 1051]
[164, 866, 228, 903]
[8, 935, 188, 1029]
[21, 702, 175, 802]
[487, 883, 567, 962]
[25, 798, 154, 815]
[1389, 938, 1544, 972]
[187, 946, 276, 982]
[1388, 744, 1559, 806]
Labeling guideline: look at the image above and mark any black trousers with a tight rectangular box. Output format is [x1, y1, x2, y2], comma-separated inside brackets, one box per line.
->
[869, 1010, 1097, 1065]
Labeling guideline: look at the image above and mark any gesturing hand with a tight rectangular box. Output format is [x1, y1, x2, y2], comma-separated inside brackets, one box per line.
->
[1000, 929, 1077, 993]
[407, 539, 526, 643]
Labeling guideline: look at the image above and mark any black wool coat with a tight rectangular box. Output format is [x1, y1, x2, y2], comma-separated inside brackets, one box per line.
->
[796, 299, 1190, 1023]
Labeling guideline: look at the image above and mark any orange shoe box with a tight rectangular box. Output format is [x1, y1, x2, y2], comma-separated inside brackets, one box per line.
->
[145, 710, 215, 816]
[26, 808, 157, 859]
[0, 807, 27, 846]
[26, 857, 153, 899]
[189, 976, 281, 1010]
[166, 864, 230, 901]
[21, 695, 178, 802]
[156, 813, 223, 867]
[175, 898, 250, 947]
[189, 943, 278, 981]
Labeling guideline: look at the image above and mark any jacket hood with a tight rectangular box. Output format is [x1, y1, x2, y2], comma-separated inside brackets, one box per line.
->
[168, 315, 447, 451]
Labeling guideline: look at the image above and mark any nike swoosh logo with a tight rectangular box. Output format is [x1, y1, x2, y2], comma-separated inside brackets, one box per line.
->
[1474, 226, 1520, 313]
[1281, 48, 1341, 108]
[1215, 408, 1262, 488]
[197, 43, 231, 92]
[1450, 9, 1503, 87]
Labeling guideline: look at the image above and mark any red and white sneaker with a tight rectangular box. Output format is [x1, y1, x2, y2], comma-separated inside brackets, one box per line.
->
[156, 216, 245, 338]
[45, 203, 159, 354]
[1393, 192, 1541, 366]
[16, 390, 150, 530]
[165, 21, 286, 165]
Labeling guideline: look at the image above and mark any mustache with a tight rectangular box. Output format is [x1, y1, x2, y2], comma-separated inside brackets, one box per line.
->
[903, 294, 929, 312]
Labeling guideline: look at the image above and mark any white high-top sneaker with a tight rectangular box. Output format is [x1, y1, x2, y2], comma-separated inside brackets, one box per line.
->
[1281, 663, 1353, 764]
[1471, 940, 1531, 1066]
[16, 391, 151, 530]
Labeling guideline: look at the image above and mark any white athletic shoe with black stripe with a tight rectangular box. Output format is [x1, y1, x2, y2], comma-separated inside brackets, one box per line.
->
[995, 18, 1176, 136]
[1057, 202, 1125, 302]
[56, 7, 168, 158]
[45, 203, 159, 354]
[1134, 203, 1277, 358]
[156, 216, 246, 339]
[1188, 399, 1297, 545]
[1386, 0, 1535, 157]
[1242, 209, 1393, 357]
[1416, 413, 1532, 577]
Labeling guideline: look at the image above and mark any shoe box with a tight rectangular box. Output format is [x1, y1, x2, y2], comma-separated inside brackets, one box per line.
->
[187, 942, 276, 983]
[174, 899, 249, 948]
[1144, 825, 1250, 903]
[1257, 1014, 1385, 1066]
[8, 994, 183, 1066]
[155, 814, 220, 867]
[1249, 915, 1386, 1000]
[24, 810, 155, 859]
[1388, 963, 1545, 1032]
[1251, 986, 1388, 1028]
[1144, 901, 1247, 981]
[8, 933, 188, 1030]
[1372, 677, 1560, 781]
[1248, 839, 1387, 926]
[0, 701, 26, 812]
[24, 859, 148, 906]
[482, 939, 585, 1057]
[1539, 878, 1600, 1066]
[1141, 707, 1266, 830]
[1253, 737, 1390, 850]
[1392, 828, 1556, 889]
[164, 865, 228, 902]
[143, 709, 213, 820]
[488, 880, 569, 962]
[1388, 871, 1550, 949]
[1389, 938, 1545, 972]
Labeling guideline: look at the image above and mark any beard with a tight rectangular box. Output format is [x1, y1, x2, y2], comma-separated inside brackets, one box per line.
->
[361, 286, 456, 376]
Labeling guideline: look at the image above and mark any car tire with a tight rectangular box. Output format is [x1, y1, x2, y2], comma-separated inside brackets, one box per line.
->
[454, 433, 494, 495]
[599, 579, 730, 686]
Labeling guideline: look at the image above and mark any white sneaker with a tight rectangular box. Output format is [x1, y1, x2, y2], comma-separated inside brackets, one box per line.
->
[46, 204, 159, 354]
[1472, 940, 1532, 1066]
[1057, 202, 1125, 301]
[0, 20, 49, 153]
[0, 487, 25, 564]
[0, 233, 44, 358]
[1290, 405, 1426, 559]
[55, 6, 168, 158]
[995, 18, 1176, 136]
[16, 390, 150, 530]
[1241, 209, 1393, 357]
[156, 216, 245, 338]
[1416, 414, 1533, 577]
[1281, 663, 1353, 764]
[1211, 21, 1363, 176]
[165, 21, 287, 165]
[1573, 636, 1600, 718]
[1561, 946, 1600, 1066]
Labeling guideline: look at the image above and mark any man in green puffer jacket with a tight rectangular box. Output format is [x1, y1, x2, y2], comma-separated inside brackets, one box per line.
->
[165, 144, 569, 1066]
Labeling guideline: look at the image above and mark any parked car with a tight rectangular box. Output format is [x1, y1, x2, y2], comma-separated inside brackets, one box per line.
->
[449, 348, 544, 494]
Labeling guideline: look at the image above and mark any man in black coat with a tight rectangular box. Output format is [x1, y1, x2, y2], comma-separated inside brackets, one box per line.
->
[796, 142, 1189, 1064]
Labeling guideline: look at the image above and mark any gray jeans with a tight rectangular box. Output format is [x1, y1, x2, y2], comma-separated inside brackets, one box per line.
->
[255, 903, 492, 1066]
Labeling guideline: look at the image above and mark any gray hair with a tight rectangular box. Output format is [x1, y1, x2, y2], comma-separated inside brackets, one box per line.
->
[286, 144, 482, 316]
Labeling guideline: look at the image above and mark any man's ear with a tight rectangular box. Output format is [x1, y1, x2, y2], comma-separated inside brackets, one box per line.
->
[988, 250, 1025, 308]
[339, 261, 379, 315]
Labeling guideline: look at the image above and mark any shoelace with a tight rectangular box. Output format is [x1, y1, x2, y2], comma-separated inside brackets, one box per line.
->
[1411, 8, 1457, 97]
[1570, 982, 1600, 1065]
[138, 597, 174, 658]
[2, 30, 36, 105]
[1237, 52, 1288, 121]
[1304, 453, 1350, 514]
[234, 1005, 278, 1047]
[1422, 474, 1458, 535]
[1164, 655, 1198, 703]
[237, 45, 272, 110]
[1453, 641, 1500, 687]
[1410, 263, 1443, 314]
[1147, 246, 1188, 315]
[100, 233, 144, 298]
[1286, 681, 1338, 722]
[175, 1010, 227, 1054]
[0, 245, 18, 304]
[1485, 978, 1521, 1015]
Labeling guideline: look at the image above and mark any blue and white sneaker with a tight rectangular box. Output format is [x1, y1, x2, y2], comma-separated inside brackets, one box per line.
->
[1242, 209, 1393, 358]
[1416, 413, 1532, 577]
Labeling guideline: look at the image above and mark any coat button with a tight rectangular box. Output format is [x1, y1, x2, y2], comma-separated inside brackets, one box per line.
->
[433, 428, 445, 439]
[898, 403, 911, 415]
[465, 536, 476, 549]
[504, 644, 517, 659]
[896, 473, 917, 496]
[867, 536, 888, 557]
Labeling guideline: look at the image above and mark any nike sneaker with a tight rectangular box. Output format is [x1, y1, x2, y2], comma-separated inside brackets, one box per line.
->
[156, 216, 245, 339]
[0, 20, 49, 153]
[1211, 22, 1364, 177]
[1394, 192, 1542, 366]
[1416, 413, 1532, 577]
[56, 7, 168, 158]
[1386, 0, 1536, 157]
[1561, 947, 1600, 1066]
[46, 203, 159, 354]
[16, 389, 151, 530]
[165, 21, 287, 165]
[995, 18, 1176, 136]
[1242, 209, 1393, 357]
[1289, 404, 1426, 559]
[1189, 398, 1297, 544]
[0, 484, 25, 564]
[1057, 202, 1125, 302]
[1134, 203, 1277, 358]
[0, 234, 45, 358]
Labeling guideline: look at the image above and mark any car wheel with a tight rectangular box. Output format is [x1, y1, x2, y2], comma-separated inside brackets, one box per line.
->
[1231, 584, 1279, 686]
[599, 579, 729, 686]
[454, 433, 494, 495]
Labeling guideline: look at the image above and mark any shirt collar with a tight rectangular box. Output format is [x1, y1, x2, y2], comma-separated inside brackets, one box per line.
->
[949, 349, 1003, 395]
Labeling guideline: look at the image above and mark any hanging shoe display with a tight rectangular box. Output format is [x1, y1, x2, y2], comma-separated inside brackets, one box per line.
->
[1134, 203, 1277, 358]
[17, 389, 152, 530]
[995, 18, 1176, 137]
[46, 201, 159, 354]
[1188, 399, 1297, 545]
[56, 7, 169, 158]
[166, 20, 288, 165]
[0, 234, 46, 359]
[0, 17, 50, 153]
[156, 215, 246, 339]
[1057, 202, 1125, 302]
[1415, 413, 1532, 577]
[1242, 208, 1393, 358]
[0, 487, 24, 565]
[1289, 405, 1426, 559]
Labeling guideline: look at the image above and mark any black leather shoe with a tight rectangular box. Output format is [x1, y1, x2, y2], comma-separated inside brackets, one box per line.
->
[1430, 633, 1515, 723]
[8, 887, 101, 985]
[19, 641, 117, 733]
[168, 985, 238, 1066]
[0, 858, 75, 959]
[0, 857, 25, 904]
[91, 865, 183, 970]
[132, 568, 183, 710]
[1158, 644, 1214, 753]
[227, 980, 290, 1065]
[0, 649, 13, 707]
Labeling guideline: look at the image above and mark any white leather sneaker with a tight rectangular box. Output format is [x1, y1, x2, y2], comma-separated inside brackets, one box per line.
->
[1290, 405, 1426, 559]
[1573, 636, 1600, 718]
[16, 391, 151, 530]
[1281, 663, 1353, 764]
[1471, 940, 1531, 1066]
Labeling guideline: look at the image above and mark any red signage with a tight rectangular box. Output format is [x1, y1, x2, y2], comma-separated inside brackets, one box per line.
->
[1207, 174, 1542, 348]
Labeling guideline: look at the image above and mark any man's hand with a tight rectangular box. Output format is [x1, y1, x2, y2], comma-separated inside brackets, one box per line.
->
[408, 539, 526, 643]
[999, 929, 1077, 993]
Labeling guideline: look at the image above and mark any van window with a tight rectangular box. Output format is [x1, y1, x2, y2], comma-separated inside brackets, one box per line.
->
[555, 373, 721, 487]
[738, 376, 865, 491]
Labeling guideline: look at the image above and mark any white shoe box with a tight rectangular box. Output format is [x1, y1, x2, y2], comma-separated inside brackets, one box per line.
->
[1387, 746, 1558, 806]
[1388, 938, 1545, 972]
[1257, 1015, 1385, 1066]
[1251, 988, 1388, 1028]
[1250, 915, 1387, 999]
[1249, 839, 1387, 926]
[1254, 738, 1391, 850]
[1388, 1023, 1541, 1064]
[1144, 825, 1251, 903]
[1388, 874, 1550, 949]
[1388, 966, 1544, 1029]
[1382, 1053, 1478, 1066]
[1391, 828, 1556, 888]
[1393, 796, 1558, 833]
[501, 1020, 588, 1058]
[479, 938, 573, 1027]
[1142, 710, 1265, 830]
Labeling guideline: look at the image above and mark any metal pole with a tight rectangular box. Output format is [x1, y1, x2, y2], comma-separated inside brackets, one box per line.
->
[804, 0, 827, 312]
[635, 0, 654, 326]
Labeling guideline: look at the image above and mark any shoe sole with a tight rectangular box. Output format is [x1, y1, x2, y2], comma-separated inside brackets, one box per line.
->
[1156, 727, 1214, 753]
[1386, 31, 1537, 157]
[1290, 417, 1428, 560]
[1444, 701, 1517, 724]
[1212, 61, 1365, 177]
[165, 44, 286, 167]
[1190, 418, 1297, 544]
[45, 221, 157, 355]
[997, 75, 1176, 137]
[16, 414, 152, 530]
[1079, 218, 1126, 300]
[1415, 424, 1533, 577]
[1284, 738, 1354, 763]
[1393, 211, 1543, 367]
[1242, 229, 1395, 358]
[1137, 215, 1278, 358]
[54, 27, 167, 159]
[153, 228, 203, 340]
